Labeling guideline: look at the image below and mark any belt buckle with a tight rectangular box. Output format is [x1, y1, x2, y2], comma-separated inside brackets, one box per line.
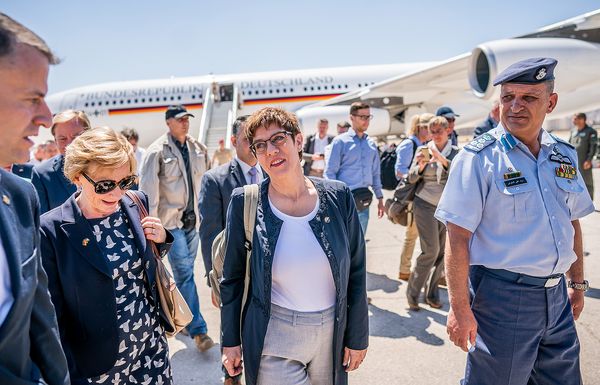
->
[545, 276, 561, 287]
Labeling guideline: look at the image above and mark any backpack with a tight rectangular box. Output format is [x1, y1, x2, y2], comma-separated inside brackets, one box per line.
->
[380, 148, 398, 190]
[209, 184, 259, 310]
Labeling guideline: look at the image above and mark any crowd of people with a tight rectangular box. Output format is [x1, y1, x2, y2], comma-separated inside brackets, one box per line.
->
[0, 11, 597, 385]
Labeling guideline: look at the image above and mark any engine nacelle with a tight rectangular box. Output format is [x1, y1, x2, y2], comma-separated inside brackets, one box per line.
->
[468, 38, 600, 99]
[295, 106, 390, 137]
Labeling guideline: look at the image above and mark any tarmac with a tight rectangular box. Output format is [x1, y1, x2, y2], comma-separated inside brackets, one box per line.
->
[168, 169, 600, 385]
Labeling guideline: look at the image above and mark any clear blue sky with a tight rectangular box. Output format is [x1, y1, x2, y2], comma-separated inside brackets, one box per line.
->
[4, 1, 599, 94]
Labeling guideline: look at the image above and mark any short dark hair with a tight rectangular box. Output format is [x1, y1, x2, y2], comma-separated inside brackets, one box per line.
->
[574, 112, 586, 121]
[350, 101, 370, 115]
[232, 115, 249, 136]
[0, 13, 59, 64]
[245, 107, 302, 159]
[318, 118, 328, 124]
[120, 127, 139, 142]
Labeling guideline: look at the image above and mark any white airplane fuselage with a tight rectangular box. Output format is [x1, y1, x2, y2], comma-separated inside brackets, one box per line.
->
[45, 63, 434, 147]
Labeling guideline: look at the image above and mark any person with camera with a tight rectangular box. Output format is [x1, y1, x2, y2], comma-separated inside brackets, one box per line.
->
[140, 105, 214, 352]
[405, 116, 459, 310]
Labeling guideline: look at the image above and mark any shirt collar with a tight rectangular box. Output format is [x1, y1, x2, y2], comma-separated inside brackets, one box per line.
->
[236, 157, 258, 175]
[348, 128, 368, 139]
[493, 123, 556, 152]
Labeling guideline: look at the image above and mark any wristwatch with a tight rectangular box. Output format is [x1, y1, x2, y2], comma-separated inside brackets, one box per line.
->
[567, 280, 589, 291]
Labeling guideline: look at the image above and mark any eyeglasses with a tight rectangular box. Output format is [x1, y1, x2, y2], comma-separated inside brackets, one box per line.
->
[352, 114, 373, 121]
[250, 130, 293, 155]
[82, 172, 138, 194]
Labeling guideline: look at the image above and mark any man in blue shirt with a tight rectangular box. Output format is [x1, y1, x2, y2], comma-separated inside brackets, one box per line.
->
[436, 58, 594, 385]
[325, 102, 384, 234]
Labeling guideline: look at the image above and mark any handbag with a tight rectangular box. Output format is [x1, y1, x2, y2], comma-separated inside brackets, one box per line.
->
[351, 187, 373, 212]
[384, 177, 418, 226]
[126, 191, 193, 337]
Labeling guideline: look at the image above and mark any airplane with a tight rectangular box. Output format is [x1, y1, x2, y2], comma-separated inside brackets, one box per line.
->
[45, 9, 600, 153]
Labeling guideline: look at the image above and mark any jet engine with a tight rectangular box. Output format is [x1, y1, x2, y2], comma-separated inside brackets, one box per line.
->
[468, 38, 600, 99]
[295, 106, 391, 137]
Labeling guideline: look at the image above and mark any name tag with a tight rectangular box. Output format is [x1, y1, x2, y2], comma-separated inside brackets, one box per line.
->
[504, 177, 527, 187]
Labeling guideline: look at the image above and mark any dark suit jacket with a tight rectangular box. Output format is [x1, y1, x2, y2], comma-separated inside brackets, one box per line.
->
[199, 158, 265, 278]
[0, 169, 69, 385]
[11, 163, 34, 180]
[302, 134, 334, 174]
[39, 191, 173, 384]
[31, 155, 77, 214]
[221, 178, 368, 385]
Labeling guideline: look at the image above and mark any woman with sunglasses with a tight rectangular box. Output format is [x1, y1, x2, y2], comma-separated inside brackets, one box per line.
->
[220, 107, 368, 385]
[39, 127, 174, 385]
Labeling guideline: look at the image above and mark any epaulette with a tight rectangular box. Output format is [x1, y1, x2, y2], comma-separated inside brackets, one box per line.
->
[550, 134, 575, 149]
[465, 133, 496, 152]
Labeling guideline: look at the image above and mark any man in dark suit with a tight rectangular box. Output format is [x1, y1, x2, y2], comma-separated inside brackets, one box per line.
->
[302, 118, 334, 177]
[31, 110, 90, 213]
[0, 12, 69, 385]
[199, 115, 263, 385]
[10, 163, 34, 180]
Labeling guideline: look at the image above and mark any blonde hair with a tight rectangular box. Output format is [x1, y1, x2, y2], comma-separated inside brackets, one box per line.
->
[64, 126, 136, 183]
[406, 114, 421, 136]
[51, 110, 91, 136]
[428, 116, 449, 130]
[418, 113, 435, 126]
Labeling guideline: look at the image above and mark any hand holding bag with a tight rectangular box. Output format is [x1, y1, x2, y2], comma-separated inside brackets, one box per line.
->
[126, 191, 193, 337]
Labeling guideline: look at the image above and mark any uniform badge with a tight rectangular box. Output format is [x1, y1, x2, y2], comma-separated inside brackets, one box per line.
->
[466, 133, 495, 152]
[549, 147, 572, 165]
[503, 168, 527, 187]
[2, 194, 9, 205]
[535, 67, 547, 80]
[82, 238, 90, 247]
[555, 164, 576, 179]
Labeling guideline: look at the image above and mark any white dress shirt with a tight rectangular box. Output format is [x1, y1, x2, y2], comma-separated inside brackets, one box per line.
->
[0, 238, 14, 326]
[237, 158, 264, 185]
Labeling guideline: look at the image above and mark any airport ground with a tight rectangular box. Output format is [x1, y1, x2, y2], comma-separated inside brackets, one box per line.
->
[167, 170, 600, 385]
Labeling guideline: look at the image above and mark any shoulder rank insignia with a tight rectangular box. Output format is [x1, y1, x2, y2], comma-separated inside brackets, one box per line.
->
[465, 133, 496, 152]
[555, 163, 577, 179]
[550, 134, 575, 149]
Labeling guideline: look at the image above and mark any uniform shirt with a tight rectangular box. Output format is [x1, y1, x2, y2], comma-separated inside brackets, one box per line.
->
[394, 136, 421, 177]
[237, 158, 264, 185]
[324, 128, 383, 199]
[435, 124, 595, 276]
[569, 125, 598, 164]
[0, 237, 13, 326]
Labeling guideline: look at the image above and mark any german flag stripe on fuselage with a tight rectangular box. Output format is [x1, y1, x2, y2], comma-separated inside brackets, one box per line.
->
[106, 93, 343, 116]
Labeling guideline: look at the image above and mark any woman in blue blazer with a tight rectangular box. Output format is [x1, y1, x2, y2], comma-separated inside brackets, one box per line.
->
[39, 127, 174, 385]
[220, 108, 369, 385]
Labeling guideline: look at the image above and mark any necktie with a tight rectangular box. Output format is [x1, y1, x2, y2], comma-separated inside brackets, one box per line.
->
[248, 167, 258, 184]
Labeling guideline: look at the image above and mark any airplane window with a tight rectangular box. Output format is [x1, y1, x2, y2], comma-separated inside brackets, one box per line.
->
[91, 102, 95, 106]
[177, 96, 181, 100]
[310, 87, 314, 91]
[85, 102, 89, 107]
[345, 84, 348, 88]
[163, 97, 167, 101]
[324, 86, 328, 90]
[141, 98, 145, 102]
[283, 88, 287, 93]
[192, 94, 196, 99]
[338, 85, 341, 89]
[133, 99, 137, 103]
[276, 89, 280, 93]
[318, 86, 322, 90]
[262, 90, 266, 94]
[304, 87, 307, 91]
[269, 90, 273, 94]
[120, 100, 124, 104]
[113, 100, 116, 105]
[255, 90, 259, 95]
[170, 96, 174, 101]
[290, 88, 294, 92]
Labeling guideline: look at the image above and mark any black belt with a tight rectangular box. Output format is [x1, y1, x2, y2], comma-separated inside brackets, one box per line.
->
[480, 267, 563, 288]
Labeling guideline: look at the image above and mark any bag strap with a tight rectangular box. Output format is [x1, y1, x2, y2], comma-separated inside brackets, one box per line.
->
[240, 184, 259, 320]
[125, 191, 161, 259]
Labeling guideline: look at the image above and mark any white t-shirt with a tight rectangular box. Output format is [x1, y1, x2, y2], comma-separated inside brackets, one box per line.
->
[311, 136, 329, 170]
[269, 196, 336, 311]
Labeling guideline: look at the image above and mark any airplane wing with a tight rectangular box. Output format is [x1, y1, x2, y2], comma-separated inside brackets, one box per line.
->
[301, 9, 600, 130]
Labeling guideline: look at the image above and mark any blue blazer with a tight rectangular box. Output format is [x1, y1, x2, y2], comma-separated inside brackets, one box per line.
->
[39, 191, 172, 383]
[31, 155, 77, 214]
[11, 163, 34, 180]
[220, 177, 368, 385]
[199, 158, 265, 278]
[0, 169, 69, 385]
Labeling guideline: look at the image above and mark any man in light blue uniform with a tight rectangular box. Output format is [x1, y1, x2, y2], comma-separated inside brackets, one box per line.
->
[325, 101, 384, 234]
[435, 58, 594, 385]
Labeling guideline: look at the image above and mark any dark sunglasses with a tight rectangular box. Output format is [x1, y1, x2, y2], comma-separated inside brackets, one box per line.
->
[82, 172, 137, 194]
[250, 130, 293, 155]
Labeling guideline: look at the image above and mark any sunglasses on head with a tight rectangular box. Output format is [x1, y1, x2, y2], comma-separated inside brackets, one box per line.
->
[250, 130, 293, 155]
[82, 173, 137, 194]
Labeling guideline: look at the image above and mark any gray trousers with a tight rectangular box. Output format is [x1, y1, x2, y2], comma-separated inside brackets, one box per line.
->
[406, 196, 446, 304]
[399, 204, 418, 275]
[257, 303, 335, 385]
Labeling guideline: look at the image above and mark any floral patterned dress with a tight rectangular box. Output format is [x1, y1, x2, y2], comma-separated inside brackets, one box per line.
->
[86, 208, 172, 385]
